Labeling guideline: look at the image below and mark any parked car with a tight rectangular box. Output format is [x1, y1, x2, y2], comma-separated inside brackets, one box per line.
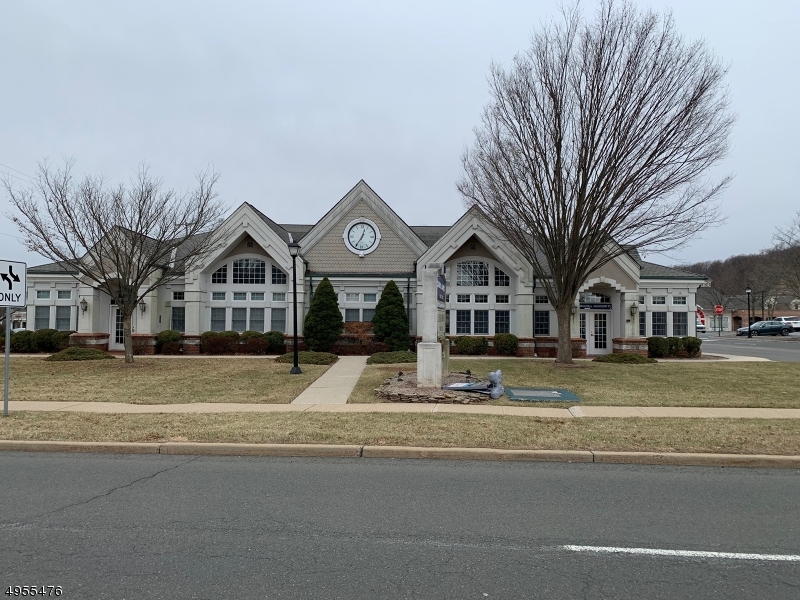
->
[696, 319, 706, 334]
[736, 320, 793, 336]
[771, 316, 800, 331]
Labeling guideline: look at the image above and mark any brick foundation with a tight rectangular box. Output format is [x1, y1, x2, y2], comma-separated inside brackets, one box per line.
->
[612, 337, 649, 356]
[518, 337, 586, 358]
[132, 333, 158, 355]
[69, 333, 110, 352]
[181, 335, 201, 355]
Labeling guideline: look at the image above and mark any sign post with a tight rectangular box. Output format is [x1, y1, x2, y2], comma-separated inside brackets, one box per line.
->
[1, 260, 27, 417]
[714, 305, 724, 338]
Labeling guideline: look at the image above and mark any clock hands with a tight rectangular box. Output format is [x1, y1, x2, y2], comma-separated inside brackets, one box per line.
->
[357, 229, 366, 246]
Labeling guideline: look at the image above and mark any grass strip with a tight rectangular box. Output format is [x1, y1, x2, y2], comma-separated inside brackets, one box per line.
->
[349, 361, 800, 408]
[0, 412, 797, 455]
[2, 357, 329, 404]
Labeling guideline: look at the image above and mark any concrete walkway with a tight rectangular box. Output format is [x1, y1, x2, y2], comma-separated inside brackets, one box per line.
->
[290, 356, 368, 405]
[5, 400, 798, 419]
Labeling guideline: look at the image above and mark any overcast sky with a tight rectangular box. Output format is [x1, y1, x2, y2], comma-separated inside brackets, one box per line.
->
[1, 0, 798, 268]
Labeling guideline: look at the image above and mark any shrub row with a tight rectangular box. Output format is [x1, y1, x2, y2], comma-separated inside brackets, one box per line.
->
[1, 329, 75, 353]
[200, 330, 286, 355]
[449, 334, 520, 356]
[366, 350, 418, 365]
[593, 352, 656, 364]
[44, 347, 115, 362]
[647, 336, 702, 358]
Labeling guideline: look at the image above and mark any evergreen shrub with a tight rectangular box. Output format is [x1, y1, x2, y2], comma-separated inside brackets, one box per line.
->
[647, 336, 669, 358]
[44, 347, 115, 361]
[372, 280, 409, 351]
[156, 330, 183, 353]
[264, 331, 287, 354]
[454, 336, 489, 355]
[52, 331, 75, 351]
[493, 333, 519, 356]
[10, 330, 37, 353]
[303, 277, 344, 352]
[593, 353, 656, 364]
[666, 336, 684, 356]
[33, 329, 59, 352]
[200, 331, 218, 352]
[682, 336, 702, 357]
[276, 351, 338, 365]
[366, 351, 417, 365]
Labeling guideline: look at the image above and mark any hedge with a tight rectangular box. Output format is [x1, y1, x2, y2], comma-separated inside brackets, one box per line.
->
[593, 353, 656, 364]
[647, 336, 702, 358]
[44, 348, 115, 361]
[454, 336, 488, 355]
[493, 333, 519, 356]
[276, 351, 338, 365]
[366, 351, 417, 364]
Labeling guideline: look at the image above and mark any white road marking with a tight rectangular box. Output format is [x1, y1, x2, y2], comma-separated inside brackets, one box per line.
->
[562, 545, 800, 562]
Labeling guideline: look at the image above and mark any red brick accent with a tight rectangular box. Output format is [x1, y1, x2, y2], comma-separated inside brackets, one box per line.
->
[612, 337, 649, 356]
[132, 333, 158, 355]
[520, 337, 586, 358]
[181, 335, 201, 355]
[69, 333, 110, 352]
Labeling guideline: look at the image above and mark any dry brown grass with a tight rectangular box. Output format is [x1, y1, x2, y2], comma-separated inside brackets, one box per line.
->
[349, 360, 800, 408]
[1, 357, 329, 404]
[0, 411, 797, 455]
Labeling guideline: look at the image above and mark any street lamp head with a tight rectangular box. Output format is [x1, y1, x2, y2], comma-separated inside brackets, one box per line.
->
[745, 286, 752, 295]
[288, 241, 301, 258]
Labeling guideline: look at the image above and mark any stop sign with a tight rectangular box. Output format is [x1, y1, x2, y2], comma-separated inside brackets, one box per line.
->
[714, 305, 723, 315]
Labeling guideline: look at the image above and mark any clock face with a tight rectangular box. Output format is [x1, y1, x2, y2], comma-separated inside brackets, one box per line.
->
[347, 222, 377, 251]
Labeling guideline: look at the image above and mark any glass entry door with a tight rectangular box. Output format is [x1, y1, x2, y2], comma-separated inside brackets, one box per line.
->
[108, 306, 131, 351]
[584, 312, 612, 355]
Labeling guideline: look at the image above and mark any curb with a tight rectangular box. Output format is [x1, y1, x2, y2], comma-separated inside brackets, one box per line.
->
[1, 440, 798, 468]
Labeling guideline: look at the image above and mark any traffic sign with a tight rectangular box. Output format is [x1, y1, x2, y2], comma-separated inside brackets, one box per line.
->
[714, 305, 723, 315]
[0, 260, 27, 307]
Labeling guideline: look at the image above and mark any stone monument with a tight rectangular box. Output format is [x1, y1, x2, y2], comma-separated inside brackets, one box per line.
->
[417, 263, 448, 387]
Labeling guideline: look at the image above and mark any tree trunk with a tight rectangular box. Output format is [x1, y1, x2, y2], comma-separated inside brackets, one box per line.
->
[123, 309, 134, 364]
[555, 304, 574, 365]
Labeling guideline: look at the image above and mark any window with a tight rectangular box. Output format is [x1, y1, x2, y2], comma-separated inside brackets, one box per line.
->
[639, 296, 645, 305]
[36, 290, 50, 299]
[271, 265, 287, 285]
[212, 292, 225, 301]
[456, 310, 471, 334]
[271, 308, 286, 332]
[233, 292, 247, 301]
[57, 290, 71, 300]
[580, 292, 611, 303]
[345, 308, 360, 322]
[580, 313, 586, 339]
[457, 261, 489, 287]
[251, 292, 265, 301]
[495, 310, 510, 334]
[673, 296, 687, 305]
[210, 307, 226, 331]
[346, 293, 359, 302]
[494, 268, 510, 287]
[272, 292, 286, 302]
[363, 308, 376, 322]
[457, 294, 470, 303]
[639, 311, 646, 337]
[535, 295, 549, 304]
[496, 294, 509, 304]
[652, 296, 666, 305]
[364, 293, 377, 303]
[231, 307, 247, 332]
[474, 294, 488, 303]
[232, 259, 265, 284]
[34, 306, 49, 330]
[172, 291, 184, 301]
[171, 307, 185, 332]
[673, 312, 688, 336]
[212, 265, 227, 284]
[474, 310, 489, 334]
[534, 311, 550, 335]
[249, 308, 265, 332]
[652, 312, 667, 336]
[445, 310, 450, 334]
[55, 306, 71, 331]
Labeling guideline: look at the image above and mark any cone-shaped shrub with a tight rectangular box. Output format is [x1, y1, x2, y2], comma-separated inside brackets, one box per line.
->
[303, 277, 344, 352]
[372, 280, 409, 351]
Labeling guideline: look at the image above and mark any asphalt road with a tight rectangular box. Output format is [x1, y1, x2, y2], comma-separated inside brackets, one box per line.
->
[1, 453, 799, 599]
[700, 332, 800, 361]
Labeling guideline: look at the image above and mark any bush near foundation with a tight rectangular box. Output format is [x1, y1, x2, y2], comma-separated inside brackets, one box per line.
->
[264, 331, 287, 354]
[240, 331, 269, 355]
[593, 352, 656, 364]
[303, 277, 344, 352]
[647, 336, 701, 358]
[372, 280, 410, 351]
[156, 330, 183, 353]
[647, 336, 669, 358]
[454, 336, 489, 355]
[683, 336, 702, 357]
[32, 329, 60, 352]
[44, 347, 115, 361]
[493, 333, 519, 356]
[366, 351, 417, 364]
[202, 331, 239, 355]
[52, 330, 75, 351]
[10, 330, 37, 353]
[276, 351, 338, 365]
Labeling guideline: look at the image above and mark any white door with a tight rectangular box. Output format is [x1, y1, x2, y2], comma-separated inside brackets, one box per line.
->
[584, 312, 612, 355]
[108, 306, 131, 351]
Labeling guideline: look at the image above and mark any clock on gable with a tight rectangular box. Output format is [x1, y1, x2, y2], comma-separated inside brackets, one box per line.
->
[343, 218, 381, 257]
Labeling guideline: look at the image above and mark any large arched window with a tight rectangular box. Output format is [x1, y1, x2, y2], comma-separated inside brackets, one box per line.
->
[456, 261, 489, 287]
[232, 259, 266, 284]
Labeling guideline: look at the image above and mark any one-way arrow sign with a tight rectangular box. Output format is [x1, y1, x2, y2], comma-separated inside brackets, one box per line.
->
[0, 260, 27, 307]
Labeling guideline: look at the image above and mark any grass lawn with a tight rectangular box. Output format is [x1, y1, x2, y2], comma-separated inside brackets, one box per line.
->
[1, 357, 329, 404]
[349, 360, 800, 408]
[0, 411, 797, 455]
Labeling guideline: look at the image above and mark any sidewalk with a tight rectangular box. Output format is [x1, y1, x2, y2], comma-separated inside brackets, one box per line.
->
[5, 400, 799, 419]
[291, 356, 368, 404]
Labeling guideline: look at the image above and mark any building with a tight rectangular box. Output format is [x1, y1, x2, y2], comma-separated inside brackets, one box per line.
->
[23, 180, 708, 356]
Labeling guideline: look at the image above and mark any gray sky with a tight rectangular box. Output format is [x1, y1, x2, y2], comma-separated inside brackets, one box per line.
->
[2, 0, 798, 267]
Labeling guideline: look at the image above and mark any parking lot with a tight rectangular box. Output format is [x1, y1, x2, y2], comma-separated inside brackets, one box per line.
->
[700, 331, 800, 362]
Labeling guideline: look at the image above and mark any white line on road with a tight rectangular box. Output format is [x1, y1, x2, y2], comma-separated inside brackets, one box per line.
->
[562, 545, 800, 562]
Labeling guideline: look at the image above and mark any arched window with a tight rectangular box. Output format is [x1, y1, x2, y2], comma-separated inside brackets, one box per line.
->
[211, 265, 227, 283]
[456, 261, 489, 287]
[579, 292, 611, 303]
[232, 259, 266, 284]
[494, 268, 510, 287]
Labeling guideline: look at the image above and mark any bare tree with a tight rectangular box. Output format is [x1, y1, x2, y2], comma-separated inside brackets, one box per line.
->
[775, 211, 800, 300]
[4, 159, 226, 363]
[458, 0, 734, 363]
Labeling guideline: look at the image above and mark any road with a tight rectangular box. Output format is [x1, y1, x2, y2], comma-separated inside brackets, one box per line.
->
[700, 332, 800, 362]
[1, 453, 799, 599]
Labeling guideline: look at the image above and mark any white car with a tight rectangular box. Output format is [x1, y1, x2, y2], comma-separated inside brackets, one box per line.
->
[695, 320, 706, 334]
[772, 316, 800, 331]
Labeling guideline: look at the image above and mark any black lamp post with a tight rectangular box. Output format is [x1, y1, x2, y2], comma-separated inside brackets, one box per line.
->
[746, 285, 752, 339]
[288, 241, 302, 374]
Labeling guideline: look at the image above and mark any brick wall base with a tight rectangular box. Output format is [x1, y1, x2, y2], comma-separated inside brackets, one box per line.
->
[132, 334, 158, 355]
[519, 337, 587, 358]
[69, 333, 110, 352]
[612, 337, 649, 356]
[182, 335, 201, 355]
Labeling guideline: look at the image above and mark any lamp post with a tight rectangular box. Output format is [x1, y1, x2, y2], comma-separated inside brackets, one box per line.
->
[288, 241, 302, 374]
[746, 286, 752, 339]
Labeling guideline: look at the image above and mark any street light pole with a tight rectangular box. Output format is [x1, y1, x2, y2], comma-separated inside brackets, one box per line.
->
[288, 241, 302, 375]
[746, 286, 752, 339]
